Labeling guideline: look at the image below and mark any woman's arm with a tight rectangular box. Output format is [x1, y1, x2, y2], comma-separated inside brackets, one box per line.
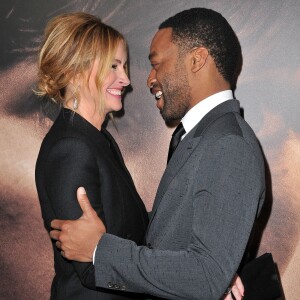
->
[45, 137, 102, 289]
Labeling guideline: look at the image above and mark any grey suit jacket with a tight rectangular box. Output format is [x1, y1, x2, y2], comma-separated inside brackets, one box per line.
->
[94, 100, 265, 300]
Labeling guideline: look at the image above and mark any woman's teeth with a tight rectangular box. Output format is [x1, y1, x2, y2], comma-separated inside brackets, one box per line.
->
[107, 89, 121, 95]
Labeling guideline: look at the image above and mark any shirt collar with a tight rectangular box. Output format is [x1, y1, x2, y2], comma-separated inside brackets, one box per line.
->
[181, 90, 233, 138]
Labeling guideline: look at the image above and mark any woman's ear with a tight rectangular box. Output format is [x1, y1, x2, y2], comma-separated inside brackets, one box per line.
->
[190, 47, 209, 73]
[65, 72, 82, 104]
[69, 72, 83, 86]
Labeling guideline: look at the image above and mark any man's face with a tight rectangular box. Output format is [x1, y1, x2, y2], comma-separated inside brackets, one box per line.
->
[147, 28, 192, 123]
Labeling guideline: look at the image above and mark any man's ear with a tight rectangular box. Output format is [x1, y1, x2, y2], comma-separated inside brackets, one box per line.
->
[190, 47, 209, 73]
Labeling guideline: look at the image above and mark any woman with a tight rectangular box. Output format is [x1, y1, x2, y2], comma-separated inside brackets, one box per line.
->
[35, 12, 148, 299]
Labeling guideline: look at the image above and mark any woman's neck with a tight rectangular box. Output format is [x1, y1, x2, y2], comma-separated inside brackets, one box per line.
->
[64, 102, 105, 130]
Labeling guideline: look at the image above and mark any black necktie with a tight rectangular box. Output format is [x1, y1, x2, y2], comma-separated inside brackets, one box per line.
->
[167, 122, 186, 163]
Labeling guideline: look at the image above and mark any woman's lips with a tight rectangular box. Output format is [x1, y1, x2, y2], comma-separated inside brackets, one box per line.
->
[107, 88, 122, 97]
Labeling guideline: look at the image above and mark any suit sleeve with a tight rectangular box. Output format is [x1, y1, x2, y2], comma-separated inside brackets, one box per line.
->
[93, 135, 264, 299]
[45, 137, 102, 289]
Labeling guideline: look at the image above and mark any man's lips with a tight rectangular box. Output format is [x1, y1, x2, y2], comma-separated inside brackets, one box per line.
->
[151, 89, 163, 110]
[150, 85, 163, 101]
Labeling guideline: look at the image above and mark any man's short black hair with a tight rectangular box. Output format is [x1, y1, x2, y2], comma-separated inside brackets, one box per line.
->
[159, 8, 242, 89]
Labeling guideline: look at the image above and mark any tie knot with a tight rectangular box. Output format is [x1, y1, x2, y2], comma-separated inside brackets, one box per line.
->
[172, 122, 185, 138]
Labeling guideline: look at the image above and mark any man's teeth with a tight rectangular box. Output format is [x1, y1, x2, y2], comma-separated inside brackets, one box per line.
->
[107, 89, 121, 95]
[155, 91, 162, 99]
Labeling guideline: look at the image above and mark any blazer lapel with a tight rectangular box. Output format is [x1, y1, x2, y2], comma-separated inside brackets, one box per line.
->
[150, 129, 201, 219]
[99, 128, 139, 190]
[101, 128, 127, 169]
[148, 99, 241, 227]
[62, 108, 135, 190]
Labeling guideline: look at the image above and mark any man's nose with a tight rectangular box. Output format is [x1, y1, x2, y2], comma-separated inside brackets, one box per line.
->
[147, 69, 156, 88]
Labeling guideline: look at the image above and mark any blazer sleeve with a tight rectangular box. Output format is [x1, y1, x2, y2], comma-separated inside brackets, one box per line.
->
[93, 135, 265, 299]
[45, 137, 102, 290]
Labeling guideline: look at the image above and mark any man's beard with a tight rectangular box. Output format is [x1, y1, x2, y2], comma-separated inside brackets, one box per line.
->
[160, 68, 191, 123]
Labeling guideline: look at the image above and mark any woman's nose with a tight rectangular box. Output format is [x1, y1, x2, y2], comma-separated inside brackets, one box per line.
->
[120, 71, 130, 86]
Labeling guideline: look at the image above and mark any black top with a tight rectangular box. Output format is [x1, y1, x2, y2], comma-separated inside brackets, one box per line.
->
[35, 108, 149, 300]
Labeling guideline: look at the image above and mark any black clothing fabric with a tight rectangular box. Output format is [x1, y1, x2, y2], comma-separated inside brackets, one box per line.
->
[35, 108, 149, 300]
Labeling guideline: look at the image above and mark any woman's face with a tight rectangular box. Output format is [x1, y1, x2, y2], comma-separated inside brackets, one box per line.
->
[100, 42, 130, 114]
[69, 42, 130, 126]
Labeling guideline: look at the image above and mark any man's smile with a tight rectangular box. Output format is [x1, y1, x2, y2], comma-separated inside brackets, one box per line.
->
[155, 91, 162, 100]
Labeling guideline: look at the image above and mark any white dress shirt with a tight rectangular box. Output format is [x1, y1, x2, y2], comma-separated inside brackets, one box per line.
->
[181, 90, 234, 139]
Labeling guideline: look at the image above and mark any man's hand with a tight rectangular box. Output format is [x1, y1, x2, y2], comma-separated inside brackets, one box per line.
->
[223, 274, 244, 300]
[50, 187, 106, 262]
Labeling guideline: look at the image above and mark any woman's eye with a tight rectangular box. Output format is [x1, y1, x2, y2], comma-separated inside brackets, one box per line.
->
[112, 64, 118, 70]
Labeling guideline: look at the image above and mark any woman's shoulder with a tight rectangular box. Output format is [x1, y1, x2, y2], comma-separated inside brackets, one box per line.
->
[44, 109, 102, 145]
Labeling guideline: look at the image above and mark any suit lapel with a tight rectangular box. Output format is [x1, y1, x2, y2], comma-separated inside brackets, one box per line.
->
[150, 129, 201, 217]
[101, 128, 126, 167]
[101, 128, 137, 188]
[148, 100, 241, 228]
[61, 108, 135, 190]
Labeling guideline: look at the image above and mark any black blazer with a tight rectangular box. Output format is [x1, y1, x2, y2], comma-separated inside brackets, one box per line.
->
[35, 108, 149, 300]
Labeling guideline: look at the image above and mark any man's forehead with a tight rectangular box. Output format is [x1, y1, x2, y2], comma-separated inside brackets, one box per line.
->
[151, 28, 173, 48]
[149, 28, 175, 59]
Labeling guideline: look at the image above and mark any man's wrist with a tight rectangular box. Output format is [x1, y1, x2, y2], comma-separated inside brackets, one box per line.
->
[92, 232, 104, 264]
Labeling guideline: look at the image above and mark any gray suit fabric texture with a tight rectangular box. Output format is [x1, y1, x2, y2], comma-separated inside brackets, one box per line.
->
[94, 100, 266, 300]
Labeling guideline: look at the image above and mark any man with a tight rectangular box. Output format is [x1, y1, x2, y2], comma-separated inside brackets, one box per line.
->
[51, 8, 265, 299]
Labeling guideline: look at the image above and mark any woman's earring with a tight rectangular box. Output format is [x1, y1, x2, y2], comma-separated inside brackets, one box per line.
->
[73, 97, 78, 110]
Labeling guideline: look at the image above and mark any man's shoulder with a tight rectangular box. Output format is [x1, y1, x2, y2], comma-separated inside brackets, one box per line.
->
[199, 111, 244, 140]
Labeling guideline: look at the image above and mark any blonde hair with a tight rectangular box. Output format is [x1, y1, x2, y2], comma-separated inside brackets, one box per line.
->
[36, 12, 126, 115]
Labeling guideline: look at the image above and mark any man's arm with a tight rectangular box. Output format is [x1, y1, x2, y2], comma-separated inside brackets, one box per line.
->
[51, 187, 104, 262]
[92, 137, 261, 299]
[51, 188, 244, 300]
[51, 136, 258, 299]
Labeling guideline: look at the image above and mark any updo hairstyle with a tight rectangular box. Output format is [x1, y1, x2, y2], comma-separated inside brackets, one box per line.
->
[36, 12, 126, 113]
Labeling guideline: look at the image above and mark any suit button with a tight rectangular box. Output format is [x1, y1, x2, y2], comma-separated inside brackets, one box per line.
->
[107, 282, 114, 288]
[147, 243, 153, 249]
[121, 285, 126, 290]
[114, 284, 120, 289]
